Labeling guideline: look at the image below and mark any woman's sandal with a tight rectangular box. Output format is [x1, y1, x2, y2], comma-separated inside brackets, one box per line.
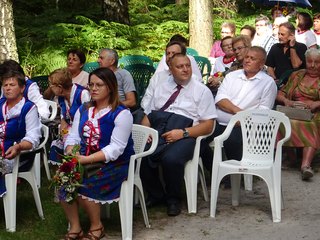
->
[84, 226, 105, 240]
[64, 229, 84, 240]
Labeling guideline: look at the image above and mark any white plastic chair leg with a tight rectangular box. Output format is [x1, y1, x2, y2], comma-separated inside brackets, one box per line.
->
[118, 181, 133, 240]
[34, 152, 41, 188]
[19, 171, 44, 219]
[43, 148, 51, 180]
[244, 175, 253, 191]
[199, 158, 209, 201]
[134, 178, 150, 228]
[231, 174, 241, 206]
[184, 160, 198, 213]
[3, 174, 18, 232]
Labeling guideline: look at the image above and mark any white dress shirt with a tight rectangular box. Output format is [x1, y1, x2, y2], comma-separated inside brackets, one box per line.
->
[215, 69, 277, 125]
[144, 75, 217, 125]
[65, 106, 133, 163]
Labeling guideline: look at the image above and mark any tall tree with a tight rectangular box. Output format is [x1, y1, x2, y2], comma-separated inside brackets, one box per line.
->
[0, 0, 18, 62]
[102, 0, 130, 25]
[189, 0, 213, 56]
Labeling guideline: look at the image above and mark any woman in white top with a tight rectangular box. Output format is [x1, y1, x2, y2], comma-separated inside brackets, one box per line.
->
[295, 12, 317, 49]
[211, 36, 235, 75]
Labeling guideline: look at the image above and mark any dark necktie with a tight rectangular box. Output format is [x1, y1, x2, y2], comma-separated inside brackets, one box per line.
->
[159, 85, 182, 111]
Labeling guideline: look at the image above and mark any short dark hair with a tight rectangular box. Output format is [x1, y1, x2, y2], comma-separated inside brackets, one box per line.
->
[0, 69, 26, 87]
[279, 22, 295, 34]
[0, 60, 26, 87]
[240, 25, 256, 39]
[67, 49, 86, 64]
[220, 36, 233, 48]
[89, 68, 119, 111]
[314, 13, 320, 21]
[166, 41, 187, 55]
[169, 34, 188, 46]
[296, 12, 313, 31]
[0, 59, 25, 75]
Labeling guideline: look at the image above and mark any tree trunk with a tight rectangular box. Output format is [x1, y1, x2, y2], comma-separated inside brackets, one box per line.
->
[102, 0, 130, 25]
[189, 0, 213, 57]
[0, 0, 18, 62]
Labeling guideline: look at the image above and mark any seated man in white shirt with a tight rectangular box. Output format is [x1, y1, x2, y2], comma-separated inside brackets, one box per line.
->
[141, 53, 217, 216]
[214, 46, 277, 162]
[155, 34, 202, 80]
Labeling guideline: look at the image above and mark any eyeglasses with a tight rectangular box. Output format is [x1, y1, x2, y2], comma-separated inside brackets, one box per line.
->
[221, 31, 231, 34]
[233, 46, 247, 52]
[255, 24, 266, 27]
[88, 83, 106, 89]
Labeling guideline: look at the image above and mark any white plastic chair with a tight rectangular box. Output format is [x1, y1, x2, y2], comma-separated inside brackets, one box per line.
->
[210, 109, 291, 223]
[42, 99, 58, 123]
[2, 125, 48, 231]
[104, 124, 158, 240]
[184, 124, 215, 214]
[34, 123, 50, 187]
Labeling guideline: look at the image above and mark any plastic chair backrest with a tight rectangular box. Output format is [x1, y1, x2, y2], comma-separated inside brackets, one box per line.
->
[193, 56, 212, 83]
[124, 64, 155, 107]
[229, 109, 291, 165]
[42, 99, 58, 123]
[187, 47, 199, 56]
[83, 62, 99, 73]
[31, 76, 49, 94]
[118, 55, 153, 68]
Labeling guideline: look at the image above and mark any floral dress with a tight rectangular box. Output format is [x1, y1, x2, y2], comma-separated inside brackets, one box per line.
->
[278, 69, 320, 148]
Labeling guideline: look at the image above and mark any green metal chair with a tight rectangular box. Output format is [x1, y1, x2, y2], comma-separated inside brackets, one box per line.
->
[31, 75, 49, 94]
[83, 62, 99, 73]
[124, 64, 155, 107]
[186, 47, 199, 56]
[119, 55, 154, 68]
[193, 56, 212, 83]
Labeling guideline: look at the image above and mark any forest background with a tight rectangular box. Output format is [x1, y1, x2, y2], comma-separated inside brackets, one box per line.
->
[11, 0, 320, 77]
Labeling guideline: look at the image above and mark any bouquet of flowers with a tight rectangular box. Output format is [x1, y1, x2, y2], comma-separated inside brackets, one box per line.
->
[51, 145, 84, 203]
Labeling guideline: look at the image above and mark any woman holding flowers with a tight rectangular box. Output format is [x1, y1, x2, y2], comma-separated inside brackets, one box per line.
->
[48, 68, 90, 165]
[0, 69, 41, 196]
[62, 67, 134, 240]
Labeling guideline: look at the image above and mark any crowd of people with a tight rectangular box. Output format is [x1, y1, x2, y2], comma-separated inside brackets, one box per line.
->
[0, 7, 320, 240]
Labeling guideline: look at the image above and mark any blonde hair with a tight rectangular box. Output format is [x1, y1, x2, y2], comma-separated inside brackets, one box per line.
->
[49, 68, 73, 89]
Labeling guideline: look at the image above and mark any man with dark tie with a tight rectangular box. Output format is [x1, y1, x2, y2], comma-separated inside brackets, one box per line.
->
[141, 53, 217, 216]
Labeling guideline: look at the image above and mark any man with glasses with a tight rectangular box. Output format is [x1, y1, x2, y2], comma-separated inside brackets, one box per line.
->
[98, 48, 136, 109]
[252, 15, 277, 54]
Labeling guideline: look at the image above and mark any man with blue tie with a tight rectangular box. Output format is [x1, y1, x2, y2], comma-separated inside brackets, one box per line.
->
[141, 53, 217, 216]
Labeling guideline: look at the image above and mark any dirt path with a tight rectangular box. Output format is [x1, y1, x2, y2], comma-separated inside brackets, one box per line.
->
[107, 168, 320, 240]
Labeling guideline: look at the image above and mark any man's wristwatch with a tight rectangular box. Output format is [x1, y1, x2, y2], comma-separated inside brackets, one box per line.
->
[182, 128, 189, 138]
